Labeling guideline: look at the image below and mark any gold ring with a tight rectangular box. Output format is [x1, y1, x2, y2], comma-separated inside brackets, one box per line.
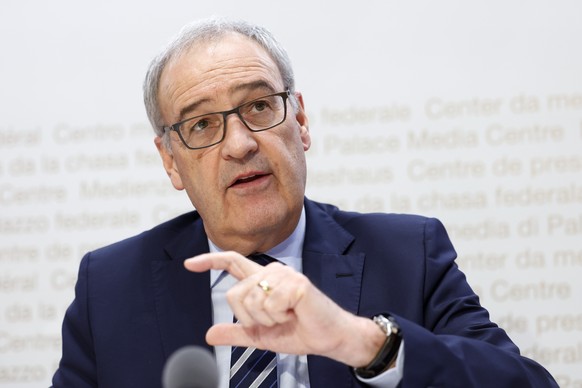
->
[258, 280, 271, 294]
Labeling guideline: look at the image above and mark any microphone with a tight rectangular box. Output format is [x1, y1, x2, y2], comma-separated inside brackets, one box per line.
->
[162, 346, 219, 388]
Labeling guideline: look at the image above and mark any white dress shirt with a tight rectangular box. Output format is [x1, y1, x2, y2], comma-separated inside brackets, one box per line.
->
[207, 207, 403, 387]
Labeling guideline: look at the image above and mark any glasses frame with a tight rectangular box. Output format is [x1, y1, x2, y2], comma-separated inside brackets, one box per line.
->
[163, 89, 291, 150]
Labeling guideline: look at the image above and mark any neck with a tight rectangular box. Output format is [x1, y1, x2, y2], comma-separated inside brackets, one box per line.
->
[206, 207, 305, 256]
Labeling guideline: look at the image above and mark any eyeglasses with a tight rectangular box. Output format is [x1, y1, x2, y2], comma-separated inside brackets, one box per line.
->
[163, 89, 291, 150]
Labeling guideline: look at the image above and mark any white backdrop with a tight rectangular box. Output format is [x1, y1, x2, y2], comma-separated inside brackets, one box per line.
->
[1, 1, 581, 386]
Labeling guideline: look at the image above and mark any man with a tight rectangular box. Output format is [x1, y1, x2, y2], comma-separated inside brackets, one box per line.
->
[52, 17, 557, 387]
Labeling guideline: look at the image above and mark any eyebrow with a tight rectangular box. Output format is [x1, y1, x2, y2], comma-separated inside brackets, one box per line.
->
[177, 80, 278, 121]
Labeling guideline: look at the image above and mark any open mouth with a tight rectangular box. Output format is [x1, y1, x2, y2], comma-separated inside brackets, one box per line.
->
[230, 174, 267, 187]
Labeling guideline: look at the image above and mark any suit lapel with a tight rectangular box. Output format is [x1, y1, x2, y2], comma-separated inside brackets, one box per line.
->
[151, 215, 214, 359]
[302, 199, 365, 387]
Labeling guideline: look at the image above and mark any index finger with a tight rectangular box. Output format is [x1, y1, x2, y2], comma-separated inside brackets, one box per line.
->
[184, 251, 261, 280]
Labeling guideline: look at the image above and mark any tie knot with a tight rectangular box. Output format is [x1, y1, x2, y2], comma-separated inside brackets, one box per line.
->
[248, 253, 278, 266]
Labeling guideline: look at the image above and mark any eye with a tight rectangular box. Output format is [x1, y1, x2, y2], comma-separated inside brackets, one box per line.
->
[192, 118, 209, 132]
[251, 100, 271, 112]
[185, 115, 220, 134]
[253, 101, 267, 112]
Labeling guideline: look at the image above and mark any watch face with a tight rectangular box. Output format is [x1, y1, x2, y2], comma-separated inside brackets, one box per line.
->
[373, 315, 394, 336]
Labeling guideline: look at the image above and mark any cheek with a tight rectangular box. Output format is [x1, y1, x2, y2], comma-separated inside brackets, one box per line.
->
[183, 174, 219, 216]
[276, 136, 307, 188]
[174, 155, 220, 207]
[288, 131, 308, 165]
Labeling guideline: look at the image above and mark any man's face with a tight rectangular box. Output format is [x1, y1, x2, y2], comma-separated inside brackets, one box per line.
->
[155, 33, 311, 254]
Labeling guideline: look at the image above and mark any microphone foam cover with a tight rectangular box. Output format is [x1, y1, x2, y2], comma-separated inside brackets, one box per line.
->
[162, 346, 219, 388]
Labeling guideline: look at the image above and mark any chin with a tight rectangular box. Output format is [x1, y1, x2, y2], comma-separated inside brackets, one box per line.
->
[241, 206, 290, 232]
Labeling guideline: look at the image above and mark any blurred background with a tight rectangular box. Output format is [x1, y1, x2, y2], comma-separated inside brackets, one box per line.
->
[1, 1, 581, 386]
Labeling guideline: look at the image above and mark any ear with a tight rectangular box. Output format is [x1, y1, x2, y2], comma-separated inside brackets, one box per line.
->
[293, 92, 311, 151]
[154, 136, 185, 191]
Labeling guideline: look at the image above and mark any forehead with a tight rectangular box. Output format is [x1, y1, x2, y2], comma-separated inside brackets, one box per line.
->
[158, 33, 284, 120]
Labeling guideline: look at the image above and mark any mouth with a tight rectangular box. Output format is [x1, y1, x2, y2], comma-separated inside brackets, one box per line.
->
[229, 172, 270, 188]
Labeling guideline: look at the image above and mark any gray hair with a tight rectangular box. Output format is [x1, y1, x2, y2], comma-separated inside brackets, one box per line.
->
[143, 17, 296, 147]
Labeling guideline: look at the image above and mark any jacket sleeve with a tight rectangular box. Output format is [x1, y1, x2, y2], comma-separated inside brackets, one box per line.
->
[51, 253, 98, 388]
[393, 218, 557, 388]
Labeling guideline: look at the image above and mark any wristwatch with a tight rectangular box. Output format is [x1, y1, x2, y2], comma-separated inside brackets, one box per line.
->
[354, 314, 402, 379]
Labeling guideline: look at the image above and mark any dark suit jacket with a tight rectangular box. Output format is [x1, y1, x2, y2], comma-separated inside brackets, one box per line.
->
[52, 199, 557, 387]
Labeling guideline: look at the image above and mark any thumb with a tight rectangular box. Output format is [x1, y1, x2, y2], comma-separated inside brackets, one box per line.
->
[206, 323, 254, 347]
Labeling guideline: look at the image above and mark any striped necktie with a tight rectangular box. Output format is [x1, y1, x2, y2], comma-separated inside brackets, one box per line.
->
[229, 254, 278, 388]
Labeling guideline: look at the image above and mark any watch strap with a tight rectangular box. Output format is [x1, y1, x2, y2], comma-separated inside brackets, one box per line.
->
[354, 314, 402, 379]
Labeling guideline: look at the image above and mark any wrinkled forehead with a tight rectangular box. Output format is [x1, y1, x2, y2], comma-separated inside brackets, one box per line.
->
[162, 32, 284, 94]
[157, 32, 285, 123]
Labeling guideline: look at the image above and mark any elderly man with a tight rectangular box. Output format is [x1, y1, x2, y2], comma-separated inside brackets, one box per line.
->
[52, 17, 557, 387]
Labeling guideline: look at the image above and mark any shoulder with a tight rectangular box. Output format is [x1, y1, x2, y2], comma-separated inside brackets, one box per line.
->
[304, 198, 454, 259]
[84, 211, 202, 266]
[306, 198, 443, 235]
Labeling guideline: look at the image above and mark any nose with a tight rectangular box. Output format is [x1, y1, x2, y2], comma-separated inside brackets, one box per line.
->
[219, 113, 258, 160]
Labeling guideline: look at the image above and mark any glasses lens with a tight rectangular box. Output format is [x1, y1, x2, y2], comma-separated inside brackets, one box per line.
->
[239, 94, 286, 130]
[179, 113, 224, 148]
